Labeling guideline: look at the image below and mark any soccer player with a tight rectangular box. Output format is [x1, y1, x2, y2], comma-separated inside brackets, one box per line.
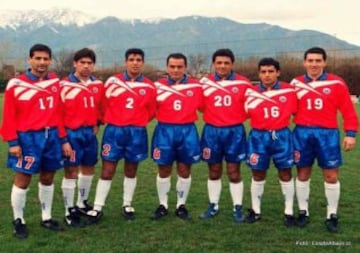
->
[199, 48, 252, 222]
[86, 48, 156, 223]
[244, 58, 297, 226]
[151, 53, 203, 220]
[60, 48, 104, 227]
[291, 47, 358, 232]
[0, 44, 72, 238]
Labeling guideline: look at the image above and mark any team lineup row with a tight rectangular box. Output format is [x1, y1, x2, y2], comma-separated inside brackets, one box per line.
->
[0, 44, 358, 239]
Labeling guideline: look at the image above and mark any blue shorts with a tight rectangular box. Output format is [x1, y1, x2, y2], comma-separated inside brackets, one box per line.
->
[151, 122, 201, 165]
[247, 128, 294, 170]
[101, 124, 148, 163]
[201, 124, 246, 163]
[64, 126, 98, 167]
[293, 126, 342, 169]
[7, 128, 63, 174]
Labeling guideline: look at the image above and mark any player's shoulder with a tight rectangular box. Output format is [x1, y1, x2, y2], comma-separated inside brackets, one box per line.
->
[279, 81, 294, 89]
[326, 73, 346, 84]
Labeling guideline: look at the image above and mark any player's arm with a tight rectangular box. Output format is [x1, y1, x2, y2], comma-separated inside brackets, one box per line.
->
[338, 83, 358, 151]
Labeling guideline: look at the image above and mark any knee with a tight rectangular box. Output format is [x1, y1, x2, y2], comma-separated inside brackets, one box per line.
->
[65, 167, 78, 179]
[177, 164, 191, 178]
[228, 170, 241, 183]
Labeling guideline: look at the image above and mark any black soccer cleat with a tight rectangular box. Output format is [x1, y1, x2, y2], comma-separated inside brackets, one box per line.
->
[175, 204, 191, 220]
[151, 205, 168, 220]
[284, 214, 296, 227]
[296, 210, 309, 228]
[85, 209, 104, 225]
[13, 218, 28, 239]
[122, 206, 136, 221]
[244, 208, 261, 223]
[77, 200, 93, 216]
[40, 219, 63, 231]
[64, 207, 85, 227]
[325, 213, 339, 233]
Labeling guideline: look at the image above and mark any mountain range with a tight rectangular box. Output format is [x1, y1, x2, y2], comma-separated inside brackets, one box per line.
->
[0, 8, 359, 68]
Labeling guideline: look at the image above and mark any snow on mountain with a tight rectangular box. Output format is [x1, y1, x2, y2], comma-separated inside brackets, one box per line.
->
[0, 8, 98, 29]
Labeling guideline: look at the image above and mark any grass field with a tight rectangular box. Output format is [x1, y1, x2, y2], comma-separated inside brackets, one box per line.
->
[0, 95, 359, 253]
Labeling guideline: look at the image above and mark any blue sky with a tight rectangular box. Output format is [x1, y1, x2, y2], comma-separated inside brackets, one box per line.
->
[1, 0, 359, 46]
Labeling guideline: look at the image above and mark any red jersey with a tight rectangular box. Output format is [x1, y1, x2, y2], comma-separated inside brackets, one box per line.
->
[245, 82, 297, 130]
[60, 73, 104, 129]
[291, 73, 358, 133]
[154, 76, 203, 124]
[103, 73, 156, 127]
[200, 72, 252, 126]
[0, 71, 66, 142]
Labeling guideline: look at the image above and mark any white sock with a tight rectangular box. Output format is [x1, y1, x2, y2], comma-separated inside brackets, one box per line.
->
[296, 178, 310, 216]
[250, 178, 265, 214]
[324, 181, 340, 219]
[38, 183, 54, 221]
[229, 181, 243, 206]
[176, 176, 191, 208]
[280, 178, 294, 216]
[93, 179, 112, 211]
[11, 185, 28, 223]
[208, 179, 221, 210]
[156, 175, 171, 209]
[61, 178, 76, 216]
[76, 173, 94, 207]
[123, 176, 137, 207]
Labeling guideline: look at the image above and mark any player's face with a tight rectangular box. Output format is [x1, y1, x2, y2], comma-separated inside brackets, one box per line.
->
[303, 53, 326, 79]
[27, 51, 51, 77]
[73, 57, 95, 79]
[125, 54, 144, 79]
[167, 58, 186, 82]
[258, 65, 280, 88]
[213, 56, 233, 79]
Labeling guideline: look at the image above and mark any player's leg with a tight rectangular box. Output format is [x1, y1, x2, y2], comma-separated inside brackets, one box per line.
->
[152, 165, 172, 220]
[175, 162, 192, 220]
[293, 126, 315, 227]
[200, 124, 222, 218]
[62, 166, 83, 227]
[199, 163, 222, 218]
[174, 123, 200, 220]
[12, 172, 32, 238]
[278, 169, 295, 227]
[317, 128, 342, 232]
[39, 170, 62, 231]
[322, 168, 340, 232]
[122, 161, 138, 220]
[77, 127, 98, 213]
[273, 128, 296, 227]
[226, 162, 244, 222]
[246, 170, 265, 223]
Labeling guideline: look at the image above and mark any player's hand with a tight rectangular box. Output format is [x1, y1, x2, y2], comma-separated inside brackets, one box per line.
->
[62, 142, 73, 157]
[342, 136, 356, 151]
[9, 146, 22, 158]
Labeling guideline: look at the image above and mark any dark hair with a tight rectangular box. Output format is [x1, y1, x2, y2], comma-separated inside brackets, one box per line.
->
[304, 47, 327, 61]
[73, 48, 96, 63]
[166, 53, 187, 66]
[212, 48, 235, 63]
[125, 48, 145, 61]
[258, 57, 280, 71]
[29, 43, 52, 58]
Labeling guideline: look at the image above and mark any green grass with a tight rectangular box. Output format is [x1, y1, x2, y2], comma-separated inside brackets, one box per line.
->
[0, 96, 359, 253]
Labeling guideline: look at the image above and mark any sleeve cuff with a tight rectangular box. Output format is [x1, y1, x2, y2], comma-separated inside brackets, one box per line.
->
[8, 140, 19, 147]
[345, 131, 356, 137]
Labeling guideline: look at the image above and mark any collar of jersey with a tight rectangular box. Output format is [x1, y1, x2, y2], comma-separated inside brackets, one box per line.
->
[259, 81, 281, 91]
[69, 72, 95, 83]
[214, 71, 235, 81]
[123, 71, 144, 82]
[305, 72, 327, 82]
[167, 74, 188, 85]
[25, 69, 50, 81]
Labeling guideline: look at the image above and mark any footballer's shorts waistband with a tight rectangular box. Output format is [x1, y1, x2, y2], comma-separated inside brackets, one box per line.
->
[157, 121, 195, 127]
[252, 127, 289, 132]
[18, 126, 57, 133]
